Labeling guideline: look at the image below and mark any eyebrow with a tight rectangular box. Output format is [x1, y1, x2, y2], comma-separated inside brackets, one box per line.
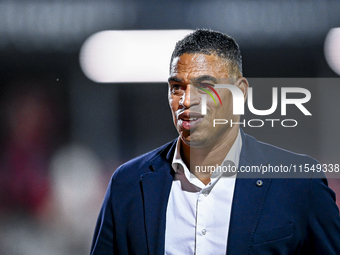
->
[168, 76, 182, 83]
[191, 75, 218, 84]
[167, 75, 218, 84]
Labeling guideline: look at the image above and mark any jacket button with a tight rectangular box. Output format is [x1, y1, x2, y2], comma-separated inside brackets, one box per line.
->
[256, 180, 263, 187]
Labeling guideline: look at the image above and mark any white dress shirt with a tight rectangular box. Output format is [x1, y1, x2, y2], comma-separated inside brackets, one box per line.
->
[165, 131, 242, 255]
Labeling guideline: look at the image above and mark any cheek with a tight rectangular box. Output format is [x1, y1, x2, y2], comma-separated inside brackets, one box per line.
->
[220, 90, 233, 105]
[213, 91, 234, 116]
[168, 99, 179, 124]
[168, 95, 179, 110]
[168, 93, 174, 108]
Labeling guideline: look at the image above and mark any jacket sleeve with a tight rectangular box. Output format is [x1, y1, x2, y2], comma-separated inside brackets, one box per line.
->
[90, 178, 116, 255]
[305, 176, 340, 254]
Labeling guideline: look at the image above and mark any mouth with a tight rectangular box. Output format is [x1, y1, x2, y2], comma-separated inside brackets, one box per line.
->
[177, 111, 204, 130]
[182, 117, 199, 121]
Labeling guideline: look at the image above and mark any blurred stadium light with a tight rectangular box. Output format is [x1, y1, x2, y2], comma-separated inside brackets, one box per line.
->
[325, 28, 340, 76]
[79, 30, 193, 83]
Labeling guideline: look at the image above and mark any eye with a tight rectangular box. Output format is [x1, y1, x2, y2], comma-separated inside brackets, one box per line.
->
[170, 84, 184, 94]
[172, 84, 181, 90]
[199, 82, 215, 88]
[196, 82, 215, 94]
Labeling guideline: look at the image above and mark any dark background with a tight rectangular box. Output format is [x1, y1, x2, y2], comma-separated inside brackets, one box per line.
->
[0, 1, 339, 254]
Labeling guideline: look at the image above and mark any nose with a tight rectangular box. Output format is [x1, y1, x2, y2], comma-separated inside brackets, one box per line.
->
[179, 84, 200, 109]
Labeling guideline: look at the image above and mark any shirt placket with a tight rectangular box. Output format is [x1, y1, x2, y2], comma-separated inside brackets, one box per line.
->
[195, 187, 211, 255]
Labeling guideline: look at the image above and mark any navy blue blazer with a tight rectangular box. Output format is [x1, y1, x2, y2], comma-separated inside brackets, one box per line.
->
[91, 131, 340, 254]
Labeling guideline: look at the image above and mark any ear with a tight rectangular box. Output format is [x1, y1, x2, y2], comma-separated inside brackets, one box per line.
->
[236, 77, 249, 103]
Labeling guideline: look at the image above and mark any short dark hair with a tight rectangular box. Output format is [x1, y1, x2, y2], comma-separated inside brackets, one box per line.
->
[170, 29, 242, 77]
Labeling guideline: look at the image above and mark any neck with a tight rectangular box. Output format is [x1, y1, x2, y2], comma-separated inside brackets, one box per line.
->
[181, 125, 239, 184]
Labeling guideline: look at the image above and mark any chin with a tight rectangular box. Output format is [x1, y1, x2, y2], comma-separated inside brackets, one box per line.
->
[181, 132, 210, 148]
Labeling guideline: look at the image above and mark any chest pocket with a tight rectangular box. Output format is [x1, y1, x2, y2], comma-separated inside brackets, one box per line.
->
[253, 222, 294, 245]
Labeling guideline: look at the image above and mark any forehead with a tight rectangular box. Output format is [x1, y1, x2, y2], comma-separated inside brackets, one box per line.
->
[169, 53, 228, 81]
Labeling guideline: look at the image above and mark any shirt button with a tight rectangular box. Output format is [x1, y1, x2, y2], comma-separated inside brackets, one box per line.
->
[203, 192, 208, 196]
[202, 229, 207, 235]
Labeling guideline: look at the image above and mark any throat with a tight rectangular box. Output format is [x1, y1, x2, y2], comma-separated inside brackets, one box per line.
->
[198, 177, 211, 186]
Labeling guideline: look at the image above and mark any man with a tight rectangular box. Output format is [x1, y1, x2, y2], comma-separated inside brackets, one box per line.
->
[91, 29, 340, 254]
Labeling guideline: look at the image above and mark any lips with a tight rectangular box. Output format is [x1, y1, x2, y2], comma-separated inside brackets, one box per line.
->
[177, 111, 204, 130]
[183, 117, 199, 121]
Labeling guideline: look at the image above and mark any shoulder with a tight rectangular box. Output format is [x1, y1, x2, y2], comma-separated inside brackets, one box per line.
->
[110, 139, 176, 183]
[240, 131, 322, 180]
[242, 131, 318, 165]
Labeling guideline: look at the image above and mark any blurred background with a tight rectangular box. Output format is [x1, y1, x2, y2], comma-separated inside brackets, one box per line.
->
[0, 0, 340, 254]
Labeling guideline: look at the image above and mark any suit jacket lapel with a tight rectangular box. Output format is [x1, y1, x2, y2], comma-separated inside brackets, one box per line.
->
[140, 141, 176, 255]
[227, 131, 272, 255]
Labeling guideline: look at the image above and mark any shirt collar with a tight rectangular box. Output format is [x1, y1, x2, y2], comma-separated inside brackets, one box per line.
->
[171, 129, 242, 182]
